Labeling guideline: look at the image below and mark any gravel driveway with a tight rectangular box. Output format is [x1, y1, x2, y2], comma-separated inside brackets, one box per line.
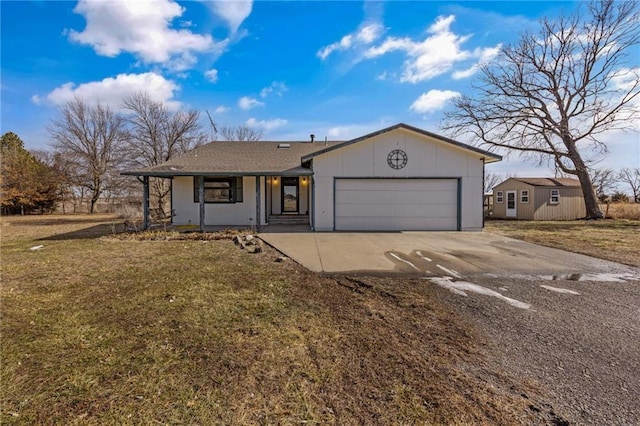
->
[429, 272, 640, 425]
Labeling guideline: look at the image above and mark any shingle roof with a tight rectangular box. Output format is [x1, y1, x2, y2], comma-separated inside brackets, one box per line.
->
[511, 177, 582, 187]
[301, 123, 502, 163]
[122, 141, 342, 177]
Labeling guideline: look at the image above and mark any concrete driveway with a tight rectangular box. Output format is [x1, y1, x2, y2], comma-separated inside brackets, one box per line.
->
[260, 231, 639, 279]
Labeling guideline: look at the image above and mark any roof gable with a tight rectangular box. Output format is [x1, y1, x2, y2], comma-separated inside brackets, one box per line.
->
[301, 123, 502, 163]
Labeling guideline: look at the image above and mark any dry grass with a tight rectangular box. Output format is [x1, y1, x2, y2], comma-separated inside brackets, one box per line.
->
[602, 203, 640, 220]
[1, 214, 553, 424]
[485, 219, 640, 267]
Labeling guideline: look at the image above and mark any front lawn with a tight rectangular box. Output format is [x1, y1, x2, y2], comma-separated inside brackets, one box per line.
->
[2, 215, 548, 424]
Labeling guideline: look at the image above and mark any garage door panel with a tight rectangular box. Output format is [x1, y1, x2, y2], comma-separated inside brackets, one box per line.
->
[334, 178, 458, 231]
[335, 190, 456, 205]
[337, 179, 454, 191]
[335, 216, 457, 231]
[336, 203, 457, 218]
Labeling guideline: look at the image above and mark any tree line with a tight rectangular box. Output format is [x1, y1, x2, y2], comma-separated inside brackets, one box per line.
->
[1, 93, 264, 216]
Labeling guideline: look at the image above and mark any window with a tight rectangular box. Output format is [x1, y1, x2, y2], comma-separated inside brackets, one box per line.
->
[520, 190, 529, 203]
[496, 191, 504, 203]
[550, 189, 560, 204]
[193, 177, 243, 203]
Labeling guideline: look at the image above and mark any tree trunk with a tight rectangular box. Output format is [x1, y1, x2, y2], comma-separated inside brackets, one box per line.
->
[575, 167, 604, 219]
[90, 189, 100, 214]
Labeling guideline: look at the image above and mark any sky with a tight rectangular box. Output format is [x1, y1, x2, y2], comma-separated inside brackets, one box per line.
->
[1, 0, 639, 179]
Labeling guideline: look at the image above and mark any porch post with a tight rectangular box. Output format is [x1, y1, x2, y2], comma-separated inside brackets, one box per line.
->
[142, 176, 150, 230]
[198, 175, 205, 232]
[255, 176, 261, 232]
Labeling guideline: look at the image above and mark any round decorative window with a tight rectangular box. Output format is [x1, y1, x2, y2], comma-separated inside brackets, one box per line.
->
[387, 149, 408, 170]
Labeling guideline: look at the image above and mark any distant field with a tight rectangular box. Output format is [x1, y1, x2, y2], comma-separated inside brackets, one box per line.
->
[485, 218, 640, 267]
[1, 214, 547, 424]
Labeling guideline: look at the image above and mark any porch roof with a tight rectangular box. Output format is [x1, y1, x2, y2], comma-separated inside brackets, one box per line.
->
[122, 141, 342, 178]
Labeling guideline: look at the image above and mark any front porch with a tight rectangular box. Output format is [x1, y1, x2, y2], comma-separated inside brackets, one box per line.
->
[265, 176, 311, 217]
[136, 174, 312, 232]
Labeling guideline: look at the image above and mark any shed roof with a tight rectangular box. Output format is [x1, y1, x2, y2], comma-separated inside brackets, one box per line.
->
[122, 141, 342, 177]
[510, 177, 582, 187]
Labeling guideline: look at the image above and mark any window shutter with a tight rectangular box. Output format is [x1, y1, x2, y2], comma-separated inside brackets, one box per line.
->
[235, 177, 243, 202]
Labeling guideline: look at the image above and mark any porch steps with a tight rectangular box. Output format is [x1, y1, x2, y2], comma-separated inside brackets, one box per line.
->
[268, 215, 309, 225]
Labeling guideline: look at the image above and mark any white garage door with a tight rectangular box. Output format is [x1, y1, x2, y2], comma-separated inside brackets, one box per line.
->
[334, 178, 458, 231]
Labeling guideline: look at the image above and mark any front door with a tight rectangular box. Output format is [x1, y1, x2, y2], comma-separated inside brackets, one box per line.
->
[506, 190, 517, 218]
[281, 177, 299, 213]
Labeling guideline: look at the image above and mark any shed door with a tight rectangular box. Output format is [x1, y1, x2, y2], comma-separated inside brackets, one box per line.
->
[334, 178, 458, 231]
[506, 190, 517, 218]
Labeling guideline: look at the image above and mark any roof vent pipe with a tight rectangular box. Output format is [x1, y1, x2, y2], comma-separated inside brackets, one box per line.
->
[310, 134, 315, 143]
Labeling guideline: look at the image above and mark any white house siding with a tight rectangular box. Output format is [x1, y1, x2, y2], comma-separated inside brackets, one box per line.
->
[299, 177, 310, 215]
[312, 128, 485, 231]
[270, 177, 281, 215]
[172, 176, 266, 226]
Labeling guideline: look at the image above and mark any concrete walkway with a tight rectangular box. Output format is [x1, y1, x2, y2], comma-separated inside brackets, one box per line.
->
[260, 231, 639, 277]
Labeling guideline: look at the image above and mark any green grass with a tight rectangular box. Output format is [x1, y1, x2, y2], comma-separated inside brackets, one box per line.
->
[1, 214, 545, 424]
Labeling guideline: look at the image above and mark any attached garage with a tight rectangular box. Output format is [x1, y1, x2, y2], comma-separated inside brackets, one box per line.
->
[305, 124, 501, 232]
[334, 178, 459, 231]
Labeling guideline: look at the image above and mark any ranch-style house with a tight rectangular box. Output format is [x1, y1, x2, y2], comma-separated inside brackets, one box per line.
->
[123, 123, 502, 232]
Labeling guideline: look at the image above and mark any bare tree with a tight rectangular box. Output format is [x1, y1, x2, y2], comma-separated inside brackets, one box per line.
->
[590, 168, 618, 200]
[123, 92, 206, 215]
[484, 172, 502, 193]
[445, 0, 640, 219]
[220, 124, 263, 141]
[48, 99, 126, 213]
[619, 167, 640, 202]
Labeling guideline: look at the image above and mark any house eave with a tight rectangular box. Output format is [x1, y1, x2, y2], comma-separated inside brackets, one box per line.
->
[121, 170, 314, 178]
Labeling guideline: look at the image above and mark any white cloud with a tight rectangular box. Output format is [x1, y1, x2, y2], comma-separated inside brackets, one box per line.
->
[410, 89, 461, 113]
[246, 118, 288, 131]
[428, 14, 456, 34]
[34, 72, 181, 111]
[452, 44, 502, 80]
[68, 0, 217, 70]
[356, 23, 384, 44]
[238, 96, 264, 110]
[318, 35, 353, 60]
[364, 15, 472, 83]
[214, 105, 229, 113]
[318, 23, 383, 60]
[377, 71, 389, 81]
[205, 68, 219, 83]
[260, 81, 288, 98]
[206, 1, 253, 33]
